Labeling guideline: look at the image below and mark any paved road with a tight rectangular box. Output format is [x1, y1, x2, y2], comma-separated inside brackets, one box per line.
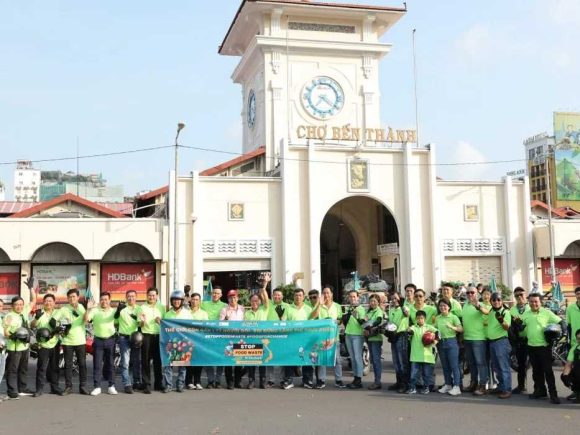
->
[0, 356, 578, 435]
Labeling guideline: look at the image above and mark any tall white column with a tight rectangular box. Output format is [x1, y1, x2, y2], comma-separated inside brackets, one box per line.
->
[191, 170, 204, 293]
[401, 143, 415, 288]
[427, 144, 441, 290]
[522, 176, 535, 291]
[502, 176, 514, 290]
[308, 144, 320, 290]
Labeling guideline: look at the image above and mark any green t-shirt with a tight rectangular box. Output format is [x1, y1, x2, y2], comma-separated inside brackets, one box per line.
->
[435, 313, 461, 339]
[267, 301, 290, 321]
[58, 303, 86, 346]
[345, 306, 366, 335]
[366, 307, 385, 342]
[449, 298, 463, 318]
[509, 303, 530, 338]
[201, 300, 227, 321]
[88, 307, 116, 339]
[190, 308, 209, 321]
[35, 310, 59, 349]
[244, 306, 268, 321]
[522, 307, 561, 347]
[164, 308, 193, 320]
[317, 302, 342, 339]
[487, 308, 511, 340]
[3, 306, 31, 352]
[409, 324, 438, 364]
[409, 304, 437, 326]
[389, 307, 409, 333]
[481, 302, 492, 339]
[137, 302, 166, 335]
[462, 303, 486, 341]
[566, 303, 580, 338]
[118, 305, 139, 336]
[287, 304, 312, 321]
[567, 343, 579, 362]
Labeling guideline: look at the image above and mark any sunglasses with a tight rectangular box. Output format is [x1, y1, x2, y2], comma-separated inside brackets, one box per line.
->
[515, 294, 524, 297]
[466, 291, 475, 294]
[309, 295, 318, 298]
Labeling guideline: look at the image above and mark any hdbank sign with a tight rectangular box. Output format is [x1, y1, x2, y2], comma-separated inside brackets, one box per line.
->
[100, 263, 155, 301]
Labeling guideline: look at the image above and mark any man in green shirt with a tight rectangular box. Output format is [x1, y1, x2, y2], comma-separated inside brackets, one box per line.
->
[509, 287, 530, 394]
[388, 293, 410, 393]
[243, 282, 269, 389]
[441, 283, 463, 318]
[59, 288, 88, 396]
[162, 290, 192, 393]
[185, 292, 208, 390]
[462, 285, 490, 395]
[3, 290, 36, 399]
[85, 292, 118, 396]
[560, 328, 580, 403]
[344, 290, 366, 389]
[488, 293, 512, 399]
[137, 287, 166, 394]
[523, 293, 565, 404]
[0, 299, 6, 401]
[566, 287, 580, 343]
[409, 289, 437, 326]
[266, 284, 290, 388]
[31, 293, 61, 396]
[201, 285, 226, 389]
[403, 283, 416, 309]
[115, 289, 141, 394]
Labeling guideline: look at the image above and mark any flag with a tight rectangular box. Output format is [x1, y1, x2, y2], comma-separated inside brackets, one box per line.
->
[204, 277, 212, 301]
[552, 281, 563, 303]
[490, 275, 497, 293]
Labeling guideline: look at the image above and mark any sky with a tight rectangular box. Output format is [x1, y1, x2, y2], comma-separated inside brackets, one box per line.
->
[1, 0, 580, 200]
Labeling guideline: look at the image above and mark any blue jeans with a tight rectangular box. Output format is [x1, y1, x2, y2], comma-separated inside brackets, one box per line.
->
[490, 338, 512, 393]
[93, 337, 116, 388]
[163, 366, 186, 390]
[205, 366, 223, 384]
[318, 345, 342, 382]
[368, 341, 383, 384]
[409, 362, 434, 390]
[345, 334, 364, 378]
[0, 351, 6, 386]
[464, 340, 488, 386]
[391, 333, 410, 386]
[119, 335, 142, 387]
[439, 338, 461, 387]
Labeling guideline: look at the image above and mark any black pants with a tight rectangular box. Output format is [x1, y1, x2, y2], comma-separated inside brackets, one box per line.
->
[248, 366, 266, 382]
[225, 366, 242, 385]
[528, 345, 557, 396]
[141, 333, 162, 390]
[185, 367, 203, 385]
[6, 350, 29, 395]
[513, 340, 528, 389]
[93, 337, 116, 387]
[571, 362, 580, 393]
[63, 344, 87, 389]
[36, 346, 60, 392]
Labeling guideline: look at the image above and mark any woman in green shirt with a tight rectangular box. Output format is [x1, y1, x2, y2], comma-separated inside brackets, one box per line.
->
[435, 298, 463, 396]
[365, 294, 385, 390]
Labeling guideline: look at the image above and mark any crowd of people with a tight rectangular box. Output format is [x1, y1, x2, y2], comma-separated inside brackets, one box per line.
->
[1, 274, 579, 406]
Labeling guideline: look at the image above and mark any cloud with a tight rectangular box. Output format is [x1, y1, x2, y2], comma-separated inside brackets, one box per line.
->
[449, 140, 489, 181]
[544, 0, 580, 26]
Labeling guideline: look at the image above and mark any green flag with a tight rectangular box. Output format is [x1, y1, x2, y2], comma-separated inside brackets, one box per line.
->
[490, 275, 497, 293]
[204, 277, 212, 301]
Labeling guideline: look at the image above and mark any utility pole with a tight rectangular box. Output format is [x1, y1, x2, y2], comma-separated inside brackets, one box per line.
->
[173, 123, 185, 292]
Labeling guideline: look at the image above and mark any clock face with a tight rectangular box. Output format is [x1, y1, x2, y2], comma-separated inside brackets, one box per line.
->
[302, 76, 344, 119]
[247, 90, 256, 129]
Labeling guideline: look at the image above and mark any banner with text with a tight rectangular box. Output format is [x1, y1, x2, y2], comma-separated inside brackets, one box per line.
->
[100, 263, 155, 302]
[160, 319, 338, 367]
[0, 265, 20, 303]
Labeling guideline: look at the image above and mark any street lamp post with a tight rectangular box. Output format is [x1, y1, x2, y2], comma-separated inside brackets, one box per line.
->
[174, 123, 185, 292]
[543, 148, 557, 286]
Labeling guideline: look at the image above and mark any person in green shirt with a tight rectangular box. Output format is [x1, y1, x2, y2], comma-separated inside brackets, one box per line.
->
[185, 292, 209, 390]
[479, 286, 497, 391]
[388, 293, 411, 393]
[523, 293, 564, 404]
[403, 283, 416, 309]
[137, 287, 166, 394]
[343, 290, 366, 389]
[3, 289, 36, 399]
[31, 293, 61, 396]
[0, 299, 6, 401]
[435, 298, 463, 396]
[58, 288, 88, 396]
[85, 292, 118, 396]
[560, 328, 580, 403]
[364, 294, 385, 390]
[162, 290, 192, 393]
[566, 287, 580, 344]
[488, 293, 512, 399]
[266, 285, 290, 388]
[409, 289, 437, 326]
[441, 283, 462, 318]
[201, 285, 227, 389]
[243, 284, 269, 389]
[462, 285, 490, 395]
[509, 286, 530, 394]
[406, 310, 438, 394]
[115, 289, 141, 394]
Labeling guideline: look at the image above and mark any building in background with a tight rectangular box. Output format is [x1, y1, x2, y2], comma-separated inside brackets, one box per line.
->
[39, 170, 124, 203]
[13, 160, 40, 202]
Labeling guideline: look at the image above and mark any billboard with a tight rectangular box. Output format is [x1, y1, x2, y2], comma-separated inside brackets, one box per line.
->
[100, 263, 155, 302]
[0, 265, 20, 303]
[541, 258, 580, 296]
[554, 112, 580, 200]
[31, 264, 88, 304]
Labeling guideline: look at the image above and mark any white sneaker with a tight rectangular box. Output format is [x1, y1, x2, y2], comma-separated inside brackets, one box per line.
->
[195, 384, 203, 390]
[438, 385, 452, 394]
[448, 386, 462, 396]
[107, 386, 118, 395]
[187, 384, 195, 390]
[90, 388, 102, 396]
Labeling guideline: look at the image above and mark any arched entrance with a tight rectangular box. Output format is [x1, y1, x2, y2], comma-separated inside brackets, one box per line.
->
[320, 196, 399, 298]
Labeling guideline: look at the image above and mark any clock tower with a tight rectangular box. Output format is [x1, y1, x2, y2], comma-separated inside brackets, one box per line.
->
[219, 0, 406, 171]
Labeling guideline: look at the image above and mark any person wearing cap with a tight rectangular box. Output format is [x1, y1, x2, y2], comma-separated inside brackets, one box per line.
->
[435, 298, 463, 396]
[388, 292, 411, 393]
[162, 290, 192, 393]
[462, 285, 490, 395]
[243, 275, 270, 389]
[522, 293, 565, 404]
[509, 287, 530, 394]
[202, 285, 227, 388]
[220, 289, 245, 389]
[488, 292, 512, 399]
[137, 287, 166, 394]
[115, 289, 141, 394]
[2, 289, 36, 399]
[406, 310, 438, 394]
[185, 292, 208, 390]
[31, 293, 61, 397]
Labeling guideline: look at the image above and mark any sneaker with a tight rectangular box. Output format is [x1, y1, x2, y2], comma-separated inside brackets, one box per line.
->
[281, 381, 294, 390]
[60, 387, 72, 396]
[79, 386, 90, 395]
[227, 382, 234, 390]
[162, 387, 171, 393]
[529, 391, 548, 399]
[176, 387, 183, 393]
[266, 381, 275, 389]
[214, 382, 222, 389]
[124, 386, 134, 394]
[387, 383, 400, 391]
[550, 395, 561, 405]
[315, 380, 326, 390]
[473, 385, 487, 396]
[90, 388, 102, 396]
[566, 392, 577, 401]
[187, 384, 195, 390]
[247, 381, 255, 390]
[206, 383, 214, 389]
[303, 380, 315, 389]
[406, 388, 417, 394]
[335, 380, 346, 389]
[195, 384, 203, 390]
[33, 391, 43, 398]
[421, 388, 429, 395]
[7, 393, 20, 400]
[512, 386, 526, 394]
[107, 386, 118, 395]
[143, 388, 152, 394]
[438, 385, 452, 394]
[259, 381, 266, 389]
[368, 383, 381, 390]
[18, 390, 33, 397]
[448, 386, 462, 396]
[498, 391, 512, 399]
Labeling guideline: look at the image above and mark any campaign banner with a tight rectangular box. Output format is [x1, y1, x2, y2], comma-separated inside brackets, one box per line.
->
[160, 319, 338, 367]
[100, 263, 155, 302]
[31, 264, 88, 304]
[0, 265, 20, 303]
[554, 112, 580, 200]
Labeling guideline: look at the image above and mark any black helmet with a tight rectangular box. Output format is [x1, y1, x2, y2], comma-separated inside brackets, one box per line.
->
[0, 335, 6, 351]
[36, 328, 52, 343]
[56, 318, 72, 336]
[13, 327, 30, 343]
[130, 330, 144, 348]
[544, 324, 562, 342]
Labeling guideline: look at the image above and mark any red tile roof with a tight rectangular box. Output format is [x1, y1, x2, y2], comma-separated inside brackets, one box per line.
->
[97, 202, 134, 215]
[530, 200, 568, 218]
[0, 201, 39, 214]
[200, 146, 266, 176]
[9, 193, 125, 218]
[135, 185, 169, 201]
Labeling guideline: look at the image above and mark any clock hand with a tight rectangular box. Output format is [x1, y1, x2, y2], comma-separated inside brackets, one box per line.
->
[319, 94, 333, 106]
